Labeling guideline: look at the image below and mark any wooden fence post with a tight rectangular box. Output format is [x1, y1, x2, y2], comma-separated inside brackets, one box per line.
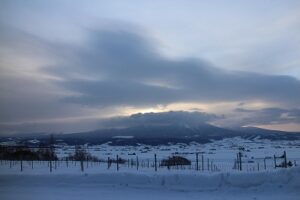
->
[196, 153, 199, 171]
[86, 156, 89, 169]
[236, 153, 239, 170]
[154, 154, 157, 171]
[239, 152, 242, 171]
[207, 158, 209, 171]
[202, 155, 204, 171]
[107, 157, 110, 169]
[284, 151, 287, 168]
[20, 158, 23, 172]
[116, 155, 119, 171]
[50, 160, 52, 173]
[80, 159, 84, 172]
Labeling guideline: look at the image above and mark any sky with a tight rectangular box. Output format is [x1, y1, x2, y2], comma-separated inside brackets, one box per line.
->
[0, 0, 300, 134]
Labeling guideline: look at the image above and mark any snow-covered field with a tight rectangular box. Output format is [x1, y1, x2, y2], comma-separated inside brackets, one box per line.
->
[1, 137, 300, 200]
[0, 165, 299, 200]
[54, 137, 300, 172]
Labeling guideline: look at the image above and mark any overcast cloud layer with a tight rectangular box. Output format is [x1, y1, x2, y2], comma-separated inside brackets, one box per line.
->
[0, 1, 300, 133]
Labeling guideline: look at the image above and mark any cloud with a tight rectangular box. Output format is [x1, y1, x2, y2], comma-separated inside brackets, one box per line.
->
[233, 107, 300, 126]
[98, 111, 220, 128]
[1, 22, 300, 133]
[0, 111, 220, 134]
[43, 26, 300, 108]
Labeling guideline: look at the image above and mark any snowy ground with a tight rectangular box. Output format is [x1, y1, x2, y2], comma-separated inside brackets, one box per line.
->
[1, 137, 300, 200]
[0, 166, 299, 200]
[54, 137, 300, 172]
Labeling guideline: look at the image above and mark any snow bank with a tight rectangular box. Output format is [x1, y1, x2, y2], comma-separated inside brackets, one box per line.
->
[1, 167, 299, 200]
[1, 167, 299, 192]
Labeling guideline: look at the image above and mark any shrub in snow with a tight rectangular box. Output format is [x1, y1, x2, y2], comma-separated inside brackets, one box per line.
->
[67, 145, 99, 161]
[161, 156, 191, 167]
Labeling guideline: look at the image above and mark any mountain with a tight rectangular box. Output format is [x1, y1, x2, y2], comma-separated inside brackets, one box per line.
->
[1, 111, 300, 145]
[232, 126, 300, 140]
[52, 123, 240, 145]
[2, 124, 300, 146]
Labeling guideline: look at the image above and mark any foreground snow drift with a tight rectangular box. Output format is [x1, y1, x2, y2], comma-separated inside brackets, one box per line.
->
[0, 167, 299, 200]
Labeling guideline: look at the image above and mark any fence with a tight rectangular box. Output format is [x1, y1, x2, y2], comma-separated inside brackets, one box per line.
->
[0, 145, 298, 173]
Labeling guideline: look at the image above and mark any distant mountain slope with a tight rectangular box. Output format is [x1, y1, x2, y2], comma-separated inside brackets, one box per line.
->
[231, 126, 300, 140]
[2, 124, 299, 146]
[1, 111, 300, 145]
[54, 123, 241, 145]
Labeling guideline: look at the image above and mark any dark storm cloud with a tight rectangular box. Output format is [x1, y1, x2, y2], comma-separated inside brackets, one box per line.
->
[98, 111, 220, 128]
[61, 80, 180, 106]
[2, 22, 299, 109]
[1, 22, 300, 133]
[0, 111, 220, 134]
[43, 27, 300, 107]
[0, 23, 94, 125]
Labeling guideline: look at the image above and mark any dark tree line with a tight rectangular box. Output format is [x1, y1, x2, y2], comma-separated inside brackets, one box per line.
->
[0, 146, 58, 161]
